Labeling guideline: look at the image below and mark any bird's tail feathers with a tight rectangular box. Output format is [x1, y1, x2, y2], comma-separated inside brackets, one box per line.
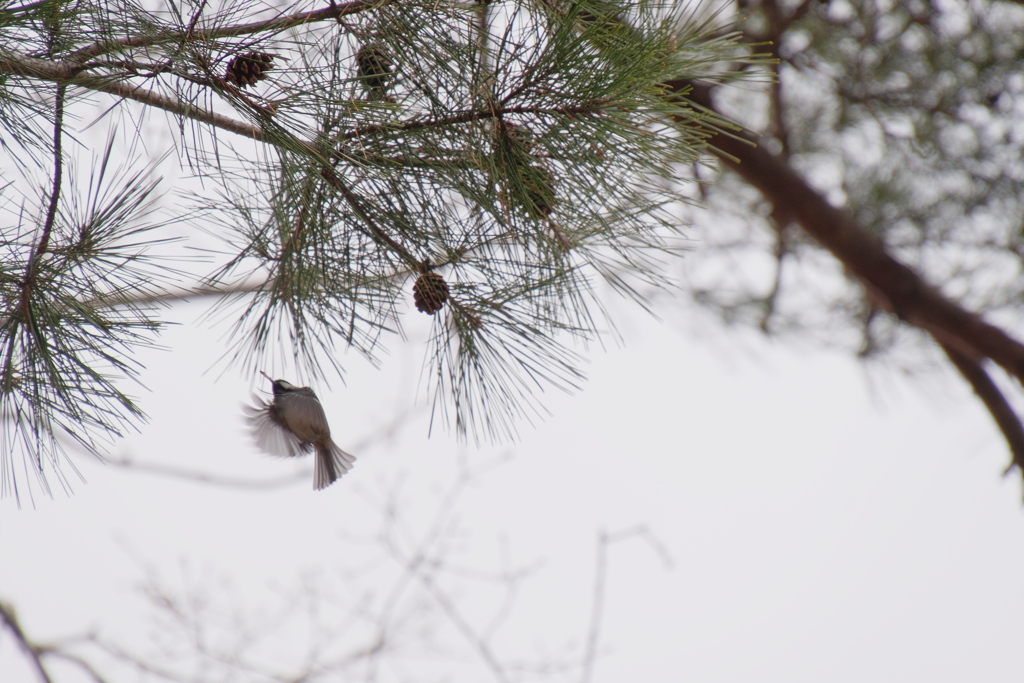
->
[313, 441, 357, 490]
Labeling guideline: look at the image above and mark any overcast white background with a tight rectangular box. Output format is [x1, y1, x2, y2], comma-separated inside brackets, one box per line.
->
[2, 285, 1024, 681]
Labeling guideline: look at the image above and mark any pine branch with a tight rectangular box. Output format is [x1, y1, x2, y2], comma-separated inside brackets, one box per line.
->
[67, 0, 390, 62]
[318, 166, 421, 268]
[0, 51, 266, 140]
[336, 103, 608, 142]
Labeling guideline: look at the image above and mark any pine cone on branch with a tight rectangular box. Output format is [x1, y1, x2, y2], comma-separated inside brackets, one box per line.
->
[413, 272, 449, 315]
[520, 163, 555, 219]
[224, 52, 276, 89]
[356, 43, 394, 94]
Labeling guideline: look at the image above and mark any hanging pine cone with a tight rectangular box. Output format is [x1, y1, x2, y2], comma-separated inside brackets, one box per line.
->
[224, 52, 275, 89]
[520, 163, 555, 219]
[356, 43, 393, 93]
[413, 272, 449, 315]
[497, 120, 536, 153]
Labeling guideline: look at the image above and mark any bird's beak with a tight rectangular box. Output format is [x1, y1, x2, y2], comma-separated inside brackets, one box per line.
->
[260, 370, 273, 383]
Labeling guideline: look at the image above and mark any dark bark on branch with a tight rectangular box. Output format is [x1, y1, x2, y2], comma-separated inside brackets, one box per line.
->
[940, 342, 1024, 474]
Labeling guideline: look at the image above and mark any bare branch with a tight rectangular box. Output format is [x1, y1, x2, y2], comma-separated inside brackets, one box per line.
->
[89, 279, 268, 308]
[30, 645, 108, 683]
[940, 342, 1024, 476]
[100, 405, 419, 490]
[102, 456, 311, 489]
[678, 80, 1024, 382]
[581, 526, 672, 683]
[414, 570, 512, 683]
[0, 602, 55, 683]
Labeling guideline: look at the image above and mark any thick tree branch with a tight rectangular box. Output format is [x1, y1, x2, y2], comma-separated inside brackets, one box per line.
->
[675, 80, 1024, 382]
[81, 77, 268, 140]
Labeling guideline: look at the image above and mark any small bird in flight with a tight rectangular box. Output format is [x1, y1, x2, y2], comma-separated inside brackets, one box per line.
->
[244, 372, 356, 489]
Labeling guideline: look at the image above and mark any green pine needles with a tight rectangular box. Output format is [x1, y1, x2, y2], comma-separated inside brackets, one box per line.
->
[0, 0, 761, 497]
[0, 133, 173, 503]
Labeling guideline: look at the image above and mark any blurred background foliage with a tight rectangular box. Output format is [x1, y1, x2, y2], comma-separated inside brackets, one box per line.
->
[689, 0, 1024, 365]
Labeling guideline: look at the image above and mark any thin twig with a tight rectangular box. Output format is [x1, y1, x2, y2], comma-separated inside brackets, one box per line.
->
[86, 638, 183, 682]
[99, 404, 418, 490]
[18, 83, 65, 322]
[101, 457, 311, 489]
[337, 103, 602, 143]
[87, 279, 268, 308]
[580, 530, 607, 683]
[318, 167, 422, 269]
[581, 526, 672, 683]
[415, 570, 512, 683]
[78, 76, 266, 141]
[145, 0, 210, 78]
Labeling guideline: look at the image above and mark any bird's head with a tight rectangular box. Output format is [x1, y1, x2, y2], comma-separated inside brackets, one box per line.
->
[261, 370, 299, 396]
[272, 379, 300, 395]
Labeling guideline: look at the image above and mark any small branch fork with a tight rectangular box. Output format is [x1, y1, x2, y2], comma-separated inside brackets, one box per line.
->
[0, 602, 107, 683]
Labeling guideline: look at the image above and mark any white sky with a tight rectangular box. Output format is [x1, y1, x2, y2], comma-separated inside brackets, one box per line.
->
[2, 296, 1023, 682]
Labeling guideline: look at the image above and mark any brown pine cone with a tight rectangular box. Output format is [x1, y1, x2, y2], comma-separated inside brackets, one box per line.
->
[413, 272, 449, 315]
[356, 43, 393, 93]
[224, 52, 275, 89]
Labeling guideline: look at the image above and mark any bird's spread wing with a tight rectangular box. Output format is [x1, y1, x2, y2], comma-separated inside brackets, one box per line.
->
[243, 394, 311, 458]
